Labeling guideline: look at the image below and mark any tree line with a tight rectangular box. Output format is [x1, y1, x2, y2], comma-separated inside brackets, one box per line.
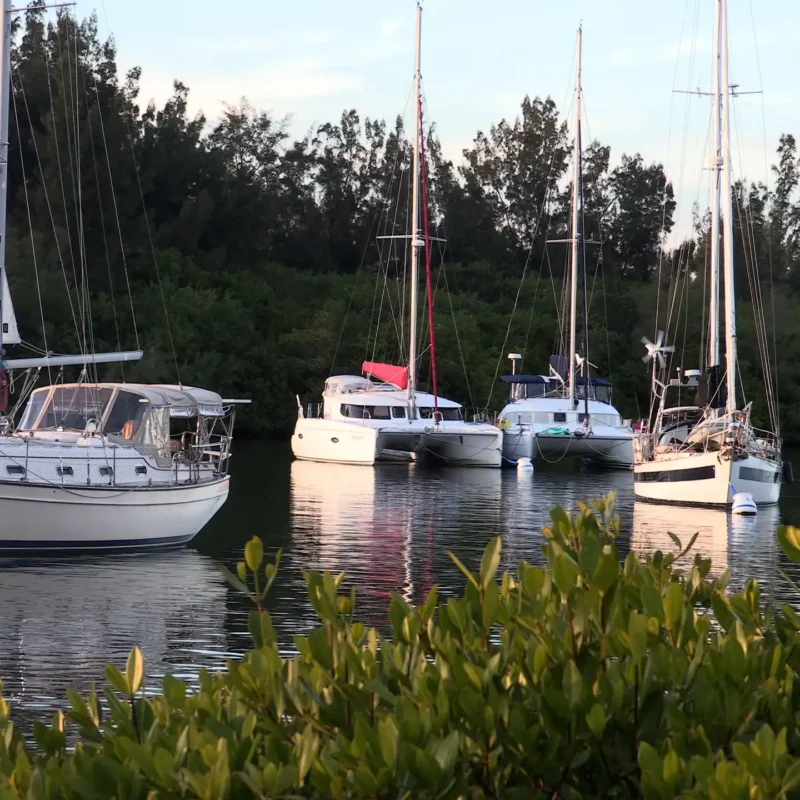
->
[4, 9, 799, 439]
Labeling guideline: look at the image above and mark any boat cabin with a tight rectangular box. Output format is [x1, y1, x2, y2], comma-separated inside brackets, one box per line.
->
[317, 375, 463, 422]
[502, 374, 614, 404]
[17, 383, 230, 461]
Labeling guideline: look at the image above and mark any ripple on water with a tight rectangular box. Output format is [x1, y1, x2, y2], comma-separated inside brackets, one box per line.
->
[3, 440, 800, 726]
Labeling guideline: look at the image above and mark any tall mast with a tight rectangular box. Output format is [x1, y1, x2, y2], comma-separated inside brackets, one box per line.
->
[0, 0, 11, 357]
[720, 0, 737, 413]
[407, 3, 422, 413]
[708, 0, 722, 369]
[568, 25, 582, 407]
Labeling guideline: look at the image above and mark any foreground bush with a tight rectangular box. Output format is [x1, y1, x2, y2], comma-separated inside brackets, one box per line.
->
[4, 494, 800, 797]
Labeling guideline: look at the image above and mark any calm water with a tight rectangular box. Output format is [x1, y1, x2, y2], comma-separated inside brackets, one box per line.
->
[1, 439, 799, 723]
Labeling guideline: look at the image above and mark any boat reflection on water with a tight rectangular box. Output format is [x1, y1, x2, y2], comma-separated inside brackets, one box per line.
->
[0, 549, 227, 719]
[289, 461, 505, 628]
[631, 502, 781, 592]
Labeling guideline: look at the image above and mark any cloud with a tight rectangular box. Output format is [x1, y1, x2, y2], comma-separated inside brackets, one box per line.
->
[135, 58, 363, 120]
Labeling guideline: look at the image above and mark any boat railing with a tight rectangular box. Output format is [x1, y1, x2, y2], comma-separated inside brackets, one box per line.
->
[306, 402, 323, 419]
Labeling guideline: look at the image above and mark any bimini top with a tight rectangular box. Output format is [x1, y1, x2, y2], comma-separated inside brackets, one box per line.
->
[501, 374, 557, 385]
[29, 382, 226, 418]
[324, 375, 375, 396]
[500, 374, 612, 387]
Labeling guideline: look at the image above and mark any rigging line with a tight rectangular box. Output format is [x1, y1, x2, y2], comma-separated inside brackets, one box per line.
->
[84, 76, 124, 380]
[729, 86, 777, 426]
[91, 71, 140, 351]
[481, 38, 578, 408]
[68, 14, 98, 382]
[749, 0, 780, 434]
[124, 131, 181, 385]
[655, 0, 694, 335]
[11, 88, 52, 385]
[54, 12, 84, 337]
[331, 86, 413, 376]
[13, 65, 80, 345]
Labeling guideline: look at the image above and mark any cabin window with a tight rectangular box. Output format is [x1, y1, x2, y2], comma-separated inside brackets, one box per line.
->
[135, 465, 148, 475]
[370, 405, 391, 420]
[341, 404, 391, 420]
[391, 407, 406, 419]
[99, 466, 113, 477]
[105, 390, 151, 440]
[419, 407, 462, 421]
[31, 387, 113, 432]
[578, 413, 588, 423]
[6, 465, 24, 476]
[553, 412, 567, 423]
[18, 389, 49, 430]
[56, 466, 74, 477]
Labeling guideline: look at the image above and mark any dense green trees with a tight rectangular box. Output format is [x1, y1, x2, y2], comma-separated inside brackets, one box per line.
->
[2, 9, 797, 438]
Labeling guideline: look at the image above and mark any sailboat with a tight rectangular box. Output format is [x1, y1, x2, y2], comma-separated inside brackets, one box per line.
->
[291, 4, 502, 469]
[497, 28, 634, 470]
[633, 0, 784, 506]
[0, 4, 245, 548]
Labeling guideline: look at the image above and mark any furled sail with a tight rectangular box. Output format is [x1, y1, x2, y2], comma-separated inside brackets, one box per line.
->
[2, 270, 19, 345]
[361, 361, 408, 389]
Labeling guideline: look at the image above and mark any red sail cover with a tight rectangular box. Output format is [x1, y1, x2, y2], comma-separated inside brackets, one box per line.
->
[362, 361, 408, 389]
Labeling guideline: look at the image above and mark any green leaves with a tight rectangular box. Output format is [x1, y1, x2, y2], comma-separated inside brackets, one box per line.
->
[244, 536, 264, 571]
[778, 525, 800, 563]
[4, 493, 800, 799]
[479, 537, 502, 589]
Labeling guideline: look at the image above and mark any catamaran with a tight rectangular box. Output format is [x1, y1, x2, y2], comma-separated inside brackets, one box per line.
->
[291, 4, 502, 468]
[632, 0, 785, 506]
[0, 3, 244, 548]
[497, 28, 633, 470]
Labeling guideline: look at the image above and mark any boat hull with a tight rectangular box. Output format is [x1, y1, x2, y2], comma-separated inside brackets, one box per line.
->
[633, 451, 781, 506]
[418, 429, 502, 468]
[503, 426, 633, 468]
[292, 419, 381, 465]
[291, 418, 502, 467]
[0, 477, 229, 549]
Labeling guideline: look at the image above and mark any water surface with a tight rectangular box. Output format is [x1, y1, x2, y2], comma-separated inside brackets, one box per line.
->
[0, 440, 798, 724]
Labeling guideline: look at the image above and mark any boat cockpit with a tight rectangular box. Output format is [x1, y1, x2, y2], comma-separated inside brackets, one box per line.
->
[501, 374, 614, 405]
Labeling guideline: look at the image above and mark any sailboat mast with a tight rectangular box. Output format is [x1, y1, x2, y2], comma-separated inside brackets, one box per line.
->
[708, 0, 722, 369]
[407, 3, 422, 413]
[719, 0, 737, 413]
[0, 0, 11, 354]
[568, 26, 582, 407]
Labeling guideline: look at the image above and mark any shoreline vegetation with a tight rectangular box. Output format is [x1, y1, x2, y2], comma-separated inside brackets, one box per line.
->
[6, 11, 800, 442]
[2, 494, 800, 797]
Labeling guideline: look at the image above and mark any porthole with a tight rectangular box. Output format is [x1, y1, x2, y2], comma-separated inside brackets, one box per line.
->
[298, 433, 303, 439]
[135, 465, 148, 475]
[331, 437, 339, 443]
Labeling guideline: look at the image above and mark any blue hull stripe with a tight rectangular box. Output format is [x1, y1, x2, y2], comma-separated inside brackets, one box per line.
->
[0, 533, 196, 551]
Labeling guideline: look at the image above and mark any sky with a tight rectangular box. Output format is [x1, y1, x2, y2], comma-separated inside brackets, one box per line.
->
[73, 0, 800, 240]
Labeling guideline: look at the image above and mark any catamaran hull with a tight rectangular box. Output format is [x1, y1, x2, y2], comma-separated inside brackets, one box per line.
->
[0, 477, 229, 549]
[418, 430, 502, 468]
[633, 451, 781, 506]
[503, 427, 633, 469]
[292, 419, 502, 467]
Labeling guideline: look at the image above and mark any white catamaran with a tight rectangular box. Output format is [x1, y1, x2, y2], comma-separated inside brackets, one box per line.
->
[632, 0, 784, 506]
[498, 28, 634, 470]
[291, 4, 502, 468]
[0, 1, 244, 548]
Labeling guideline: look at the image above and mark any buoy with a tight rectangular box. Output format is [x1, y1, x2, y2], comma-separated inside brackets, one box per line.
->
[516, 457, 534, 472]
[732, 492, 757, 516]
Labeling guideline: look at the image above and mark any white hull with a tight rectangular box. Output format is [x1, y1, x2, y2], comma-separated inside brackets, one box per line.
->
[0, 476, 229, 549]
[633, 450, 781, 506]
[503, 424, 633, 468]
[292, 418, 502, 468]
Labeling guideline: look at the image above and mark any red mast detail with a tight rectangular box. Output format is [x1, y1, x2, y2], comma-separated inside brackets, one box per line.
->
[417, 96, 439, 415]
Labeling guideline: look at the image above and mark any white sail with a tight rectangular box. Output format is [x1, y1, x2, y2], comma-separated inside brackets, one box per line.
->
[1, 270, 19, 345]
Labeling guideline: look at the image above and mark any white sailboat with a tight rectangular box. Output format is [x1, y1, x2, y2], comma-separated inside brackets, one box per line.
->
[497, 28, 634, 470]
[291, 4, 502, 469]
[633, 0, 783, 507]
[0, 2, 244, 548]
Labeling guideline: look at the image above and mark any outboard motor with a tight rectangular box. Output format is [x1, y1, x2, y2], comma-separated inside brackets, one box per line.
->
[783, 459, 794, 485]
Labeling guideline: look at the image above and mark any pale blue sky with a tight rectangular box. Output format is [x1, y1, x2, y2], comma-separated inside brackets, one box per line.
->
[76, 0, 800, 239]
